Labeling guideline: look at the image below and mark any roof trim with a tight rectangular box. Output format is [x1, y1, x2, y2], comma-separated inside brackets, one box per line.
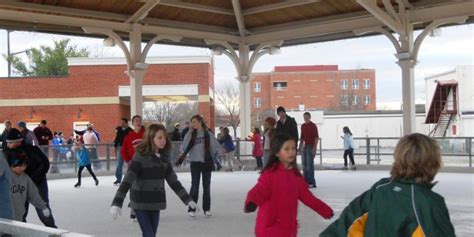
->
[67, 56, 212, 66]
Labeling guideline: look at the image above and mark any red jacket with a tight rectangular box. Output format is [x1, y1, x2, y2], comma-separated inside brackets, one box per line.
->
[120, 127, 145, 163]
[245, 164, 333, 237]
[250, 133, 263, 158]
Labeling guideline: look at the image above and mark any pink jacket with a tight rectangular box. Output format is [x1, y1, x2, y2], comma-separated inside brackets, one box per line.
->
[244, 164, 333, 237]
[251, 133, 263, 158]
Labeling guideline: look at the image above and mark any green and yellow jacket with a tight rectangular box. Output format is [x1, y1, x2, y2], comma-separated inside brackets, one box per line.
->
[320, 178, 455, 237]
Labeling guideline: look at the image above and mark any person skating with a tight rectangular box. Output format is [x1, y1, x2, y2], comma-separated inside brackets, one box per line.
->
[176, 115, 224, 217]
[110, 124, 197, 237]
[244, 133, 333, 237]
[72, 138, 99, 188]
[320, 133, 455, 237]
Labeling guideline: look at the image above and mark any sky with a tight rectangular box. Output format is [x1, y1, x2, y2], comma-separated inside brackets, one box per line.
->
[0, 24, 472, 109]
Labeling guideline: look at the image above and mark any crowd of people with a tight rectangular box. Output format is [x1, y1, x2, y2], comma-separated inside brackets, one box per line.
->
[0, 106, 456, 237]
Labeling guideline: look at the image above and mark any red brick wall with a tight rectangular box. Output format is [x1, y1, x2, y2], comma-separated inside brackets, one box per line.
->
[0, 62, 213, 143]
[250, 68, 376, 125]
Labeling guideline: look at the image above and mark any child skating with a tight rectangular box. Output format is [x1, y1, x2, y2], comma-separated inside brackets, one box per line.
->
[320, 133, 456, 237]
[111, 124, 197, 237]
[7, 151, 51, 222]
[73, 138, 99, 188]
[244, 133, 334, 237]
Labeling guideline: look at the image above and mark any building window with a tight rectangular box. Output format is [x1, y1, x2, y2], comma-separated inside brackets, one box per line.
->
[352, 79, 359, 90]
[273, 82, 287, 91]
[364, 95, 371, 105]
[341, 80, 348, 90]
[255, 114, 261, 123]
[341, 95, 349, 105]
[363, 79, 370, 89]
[254, 82, 261, 92]
[353, 95, 358, 105]
[254, 97, 262, 108]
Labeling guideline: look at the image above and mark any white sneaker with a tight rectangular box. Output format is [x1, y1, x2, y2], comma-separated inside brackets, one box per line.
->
[204, 211, 212, 217]
[188, 211, 196, 217]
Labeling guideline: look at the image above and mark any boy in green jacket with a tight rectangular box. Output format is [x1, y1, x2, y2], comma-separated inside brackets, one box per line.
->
[320, 133, 455, 237]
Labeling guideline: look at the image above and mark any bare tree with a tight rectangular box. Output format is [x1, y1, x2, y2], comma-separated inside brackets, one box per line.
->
[215, 83, 240, 138]
[143, 101, 197, 130]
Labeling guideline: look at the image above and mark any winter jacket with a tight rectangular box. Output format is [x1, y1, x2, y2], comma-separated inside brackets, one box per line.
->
[245, 163, 333, 237]
[342, 133, 354, 150]
[0, 152, 13, 219]
[276, 115, 299, 143]
[222, 134, 235, 153]
[22, 129, 39, 146]
[10, 172, 47, 221]
[33, 126, 53, 146]
[113, 126, 131, 148]
[74, 147, 91, 167]
[3, 145, 50, 186]
[121, 127, 145, 163]
[320, 177, 455, 237]
[112, 151, 192, 210]
[250, 133, 263, 158]
[179, 129, 222, 163]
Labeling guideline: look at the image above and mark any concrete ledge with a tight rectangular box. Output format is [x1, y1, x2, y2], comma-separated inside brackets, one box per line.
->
[0, 218, 92, 237]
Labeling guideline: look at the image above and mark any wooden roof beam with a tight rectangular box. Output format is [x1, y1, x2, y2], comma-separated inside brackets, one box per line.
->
[232, 0, 247, 37]
[242, 0, 320, 16]
[158, 0, 234, 16]
[126, 0, 161, 23]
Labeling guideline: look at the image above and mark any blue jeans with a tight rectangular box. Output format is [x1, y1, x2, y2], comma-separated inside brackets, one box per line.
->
[134, 209, 160, 237]
[189, 162, 212, 212]
[23, 179, 57, 228]
[115, 146, 123, 182]
[302, 145, 316, 186]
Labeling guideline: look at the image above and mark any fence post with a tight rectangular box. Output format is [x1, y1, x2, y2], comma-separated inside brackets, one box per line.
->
[106, 144, 110, 171]
[468, 137, 472, 168]
[366, 137, 371, 165]
[236, 138, 240, 161]
[319, 138, 323, 165]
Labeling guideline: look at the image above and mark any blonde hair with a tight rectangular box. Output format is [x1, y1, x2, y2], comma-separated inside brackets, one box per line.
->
[390, 133, 442, 184]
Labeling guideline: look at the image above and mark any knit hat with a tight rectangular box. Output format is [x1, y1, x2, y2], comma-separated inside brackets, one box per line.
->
[5, 128, 23, 143]
[17, 121, 27, 128]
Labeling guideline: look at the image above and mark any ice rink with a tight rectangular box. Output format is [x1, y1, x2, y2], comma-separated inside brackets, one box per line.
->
[25, 170, 473, 237]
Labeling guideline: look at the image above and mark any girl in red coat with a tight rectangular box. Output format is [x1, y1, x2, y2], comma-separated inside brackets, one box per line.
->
[244, 133, 334, 237]
[247, 127, 264, 170]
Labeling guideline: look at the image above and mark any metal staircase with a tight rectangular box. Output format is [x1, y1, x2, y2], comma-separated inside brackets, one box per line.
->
[425, 80, 458, 138]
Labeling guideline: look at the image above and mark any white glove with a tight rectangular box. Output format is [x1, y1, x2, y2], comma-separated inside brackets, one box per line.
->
[42, 208, 51, 217]
[110, 206, 122, 220]
[188, 201, 200, 212]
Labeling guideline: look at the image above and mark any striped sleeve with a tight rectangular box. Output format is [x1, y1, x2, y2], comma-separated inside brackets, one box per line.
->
[111, 158, 141, 207]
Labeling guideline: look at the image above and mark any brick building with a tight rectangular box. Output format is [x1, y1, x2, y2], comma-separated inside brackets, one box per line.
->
[0, 56, 215, 143]
[250, 65, 376, 125]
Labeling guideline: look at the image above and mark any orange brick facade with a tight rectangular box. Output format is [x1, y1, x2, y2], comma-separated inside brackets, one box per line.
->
[250, 65, 376, 125]
[0, 59, 215, 143]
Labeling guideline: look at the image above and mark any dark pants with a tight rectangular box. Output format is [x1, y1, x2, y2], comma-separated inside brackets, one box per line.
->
[302, 145, 316, 185]
[77, 164, 97, 184]
[115, 146, 124, 182]
[255, 157, 263, 168]
[134, 209, 160, 237]
[23, 179, 57, 228]
[343, 148, 355, 167]
[188, 162, 212, 212]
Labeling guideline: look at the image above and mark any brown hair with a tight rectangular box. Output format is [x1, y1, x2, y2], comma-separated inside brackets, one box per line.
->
[390, 133, 442, 184]
[136, 123, 171, 156]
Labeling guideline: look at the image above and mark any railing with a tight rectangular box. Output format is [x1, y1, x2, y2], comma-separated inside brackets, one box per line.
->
[1, 137, 472, 175]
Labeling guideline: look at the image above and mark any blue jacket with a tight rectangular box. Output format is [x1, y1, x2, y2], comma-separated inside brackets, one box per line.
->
[0, 152, 13, 219]
[342, 133, 354, 150]
[75, 147, 91, 167]
[223, 134, 235, 152]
